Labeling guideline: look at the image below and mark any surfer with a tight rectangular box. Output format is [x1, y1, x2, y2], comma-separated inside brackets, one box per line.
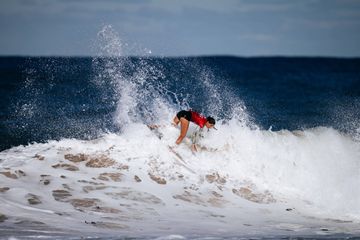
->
[173, 110, 216, 151]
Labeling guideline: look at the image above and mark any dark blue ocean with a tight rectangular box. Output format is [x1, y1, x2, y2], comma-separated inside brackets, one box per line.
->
[1, 56, 359, 151]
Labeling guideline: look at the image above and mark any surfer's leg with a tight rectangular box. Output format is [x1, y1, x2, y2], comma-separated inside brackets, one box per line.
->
[176, 118, 189, 144]
[174, 110, 190, 126]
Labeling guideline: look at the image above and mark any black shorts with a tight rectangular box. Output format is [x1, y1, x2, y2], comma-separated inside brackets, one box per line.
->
[176, 110, 191, 121]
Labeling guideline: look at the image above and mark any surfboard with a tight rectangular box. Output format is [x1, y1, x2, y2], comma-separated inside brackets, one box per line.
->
[147, 125, 195, 174]
[148, 124, 219, 153]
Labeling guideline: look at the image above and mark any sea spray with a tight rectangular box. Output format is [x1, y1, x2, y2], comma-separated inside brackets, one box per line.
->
[92, 25, 175, 127]
[91, 25, 252, 131]
[10, 58, 101, 142]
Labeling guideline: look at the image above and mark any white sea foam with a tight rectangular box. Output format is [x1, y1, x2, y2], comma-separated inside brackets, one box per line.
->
[0, 122, 359, 237]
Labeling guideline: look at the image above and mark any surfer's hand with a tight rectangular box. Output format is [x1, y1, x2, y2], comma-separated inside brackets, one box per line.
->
[147, 124, 157, 130]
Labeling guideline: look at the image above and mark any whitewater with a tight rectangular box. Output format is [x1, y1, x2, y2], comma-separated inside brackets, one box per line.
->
[0, 26, 360, 239]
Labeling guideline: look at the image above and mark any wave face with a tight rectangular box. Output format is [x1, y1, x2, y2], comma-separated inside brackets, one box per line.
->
[1, 26, 360, 238]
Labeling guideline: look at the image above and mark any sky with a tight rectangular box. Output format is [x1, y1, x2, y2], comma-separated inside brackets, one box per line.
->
[0, 0, 360, 57]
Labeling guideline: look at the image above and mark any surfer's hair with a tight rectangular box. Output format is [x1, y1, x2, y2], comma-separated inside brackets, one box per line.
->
[206, 116, 215, 125]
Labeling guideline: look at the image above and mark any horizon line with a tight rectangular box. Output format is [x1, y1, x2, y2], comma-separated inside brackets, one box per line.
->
[0, 54, 360, 59]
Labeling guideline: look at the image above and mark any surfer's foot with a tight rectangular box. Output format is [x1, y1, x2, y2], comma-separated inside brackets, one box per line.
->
[191, 144, 198, 152]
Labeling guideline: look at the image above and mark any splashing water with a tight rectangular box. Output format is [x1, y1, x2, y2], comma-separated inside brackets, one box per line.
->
[91, 25, 251, 129]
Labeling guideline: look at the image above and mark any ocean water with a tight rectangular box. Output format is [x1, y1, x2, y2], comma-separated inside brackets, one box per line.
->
[1, 27, 360, 239]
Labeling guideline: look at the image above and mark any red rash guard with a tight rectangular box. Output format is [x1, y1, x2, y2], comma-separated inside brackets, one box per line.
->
[190, 110, 207, 128]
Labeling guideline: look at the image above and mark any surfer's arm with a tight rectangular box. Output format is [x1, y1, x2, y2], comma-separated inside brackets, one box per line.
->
[176, 135, 185, 144]
[176, 118, 189, 144]
[176, 127, 187, 144]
